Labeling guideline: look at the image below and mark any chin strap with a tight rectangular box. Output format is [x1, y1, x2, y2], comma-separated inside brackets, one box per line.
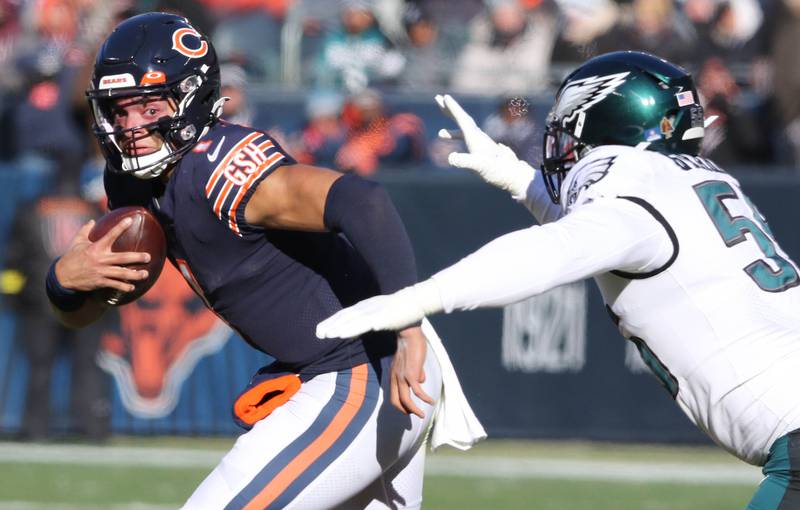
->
[121, 143, 173, 179]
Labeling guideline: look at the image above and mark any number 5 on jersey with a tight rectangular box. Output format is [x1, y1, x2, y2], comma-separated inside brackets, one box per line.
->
[694, 180, 800, 292]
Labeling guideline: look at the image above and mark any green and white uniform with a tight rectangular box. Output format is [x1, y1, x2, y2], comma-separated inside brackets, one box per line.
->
[433, 145, 800, 472]
[564, 145, 800, 467]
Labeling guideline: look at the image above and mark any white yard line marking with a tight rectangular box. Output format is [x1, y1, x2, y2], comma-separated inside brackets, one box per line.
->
[0, 442, 762, 485]
[0, 442, 224, 468]
[424, 457, 762, 485]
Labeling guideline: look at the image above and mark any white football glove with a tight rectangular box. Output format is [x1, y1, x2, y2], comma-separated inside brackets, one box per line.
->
[316, 280, 444, 340]
[435, 93, 536, 199]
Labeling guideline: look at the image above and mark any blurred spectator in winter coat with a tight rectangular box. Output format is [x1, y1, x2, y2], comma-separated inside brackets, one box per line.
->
[199, 0, 289, 83]
[335, 89, 425, 175]
[550, 0, 618, 67]
[696, 57, 770, 164]
[679, 0, 762, 74]
[291, 89, 348, 168]
[450, 0, 557, 96]
[314, 0, 405, 93]
[0, 0, 22, 93]
[592, 0, 693, 67]
[403, 0, 484, 62]
[4, 163, 111, 442]
[219, 63, 254, 126]
[753, 0, 800, 165]
[13, 42, 87, 198]
[397, 2, 455, 92]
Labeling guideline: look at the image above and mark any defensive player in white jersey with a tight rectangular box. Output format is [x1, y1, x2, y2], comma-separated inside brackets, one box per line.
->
[317, 51, 800, 509]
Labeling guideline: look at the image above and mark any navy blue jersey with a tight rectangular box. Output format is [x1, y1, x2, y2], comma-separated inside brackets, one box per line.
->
[104, 121, 395, 373]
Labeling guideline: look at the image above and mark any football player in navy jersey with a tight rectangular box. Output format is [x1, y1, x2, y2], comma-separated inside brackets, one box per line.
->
[44, 12, 484, 510]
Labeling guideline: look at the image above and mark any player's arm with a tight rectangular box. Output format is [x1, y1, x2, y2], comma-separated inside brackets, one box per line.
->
[245, 164, 433, 417]
[245, 164, 420, 295]
[317, 197, 675, 338]
[47, 218, 151, 329]
[435, 94, 561, 224]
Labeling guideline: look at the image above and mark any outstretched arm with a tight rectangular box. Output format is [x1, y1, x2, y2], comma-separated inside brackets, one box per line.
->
[317, 197, 674, 339]
[244, 164, 434, 417]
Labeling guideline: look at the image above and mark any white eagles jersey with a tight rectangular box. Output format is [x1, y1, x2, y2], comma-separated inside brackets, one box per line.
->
[562, 145, 800, 466]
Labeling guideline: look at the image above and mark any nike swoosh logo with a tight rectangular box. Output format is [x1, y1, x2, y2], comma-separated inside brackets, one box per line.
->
[207, 136, 226, 163]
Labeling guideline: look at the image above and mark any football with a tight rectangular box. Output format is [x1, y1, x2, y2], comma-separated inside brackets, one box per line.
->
[88, 206, 167, 306]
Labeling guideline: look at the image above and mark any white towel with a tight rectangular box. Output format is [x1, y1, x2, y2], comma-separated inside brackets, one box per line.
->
[422, 319, 487, 451]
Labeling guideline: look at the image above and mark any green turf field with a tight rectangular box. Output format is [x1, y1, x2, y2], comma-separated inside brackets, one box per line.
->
[0, 438, 759, 509]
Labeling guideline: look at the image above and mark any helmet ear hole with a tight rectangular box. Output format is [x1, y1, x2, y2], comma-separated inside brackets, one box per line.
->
[179, 76, 202, 94]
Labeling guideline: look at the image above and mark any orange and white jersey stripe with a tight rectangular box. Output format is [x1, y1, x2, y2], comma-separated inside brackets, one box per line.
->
[204, 131, 288, 236]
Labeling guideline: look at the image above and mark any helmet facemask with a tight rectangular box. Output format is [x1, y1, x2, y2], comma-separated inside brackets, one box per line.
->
[542, 124, 591, 204]
[88, 74, 214, 180]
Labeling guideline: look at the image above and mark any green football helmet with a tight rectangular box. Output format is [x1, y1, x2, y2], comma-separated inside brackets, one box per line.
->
[542, 51, 705, 203]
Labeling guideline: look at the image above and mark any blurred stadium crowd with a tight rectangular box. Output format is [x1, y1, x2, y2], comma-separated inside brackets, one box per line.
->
[1, 0, 799, 182]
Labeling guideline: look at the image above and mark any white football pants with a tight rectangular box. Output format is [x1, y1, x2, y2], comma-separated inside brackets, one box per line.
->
[181, 348, 442, 510]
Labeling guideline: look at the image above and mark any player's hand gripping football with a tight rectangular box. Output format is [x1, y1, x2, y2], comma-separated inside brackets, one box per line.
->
[55, 218, 151, 294]
[436, 93, 535, 198]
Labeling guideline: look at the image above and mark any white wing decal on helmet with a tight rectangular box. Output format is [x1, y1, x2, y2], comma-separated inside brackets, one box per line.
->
[553, 72, 630, 124]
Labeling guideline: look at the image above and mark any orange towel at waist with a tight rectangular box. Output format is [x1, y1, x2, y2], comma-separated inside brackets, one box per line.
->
[233, 373, 301, 429]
